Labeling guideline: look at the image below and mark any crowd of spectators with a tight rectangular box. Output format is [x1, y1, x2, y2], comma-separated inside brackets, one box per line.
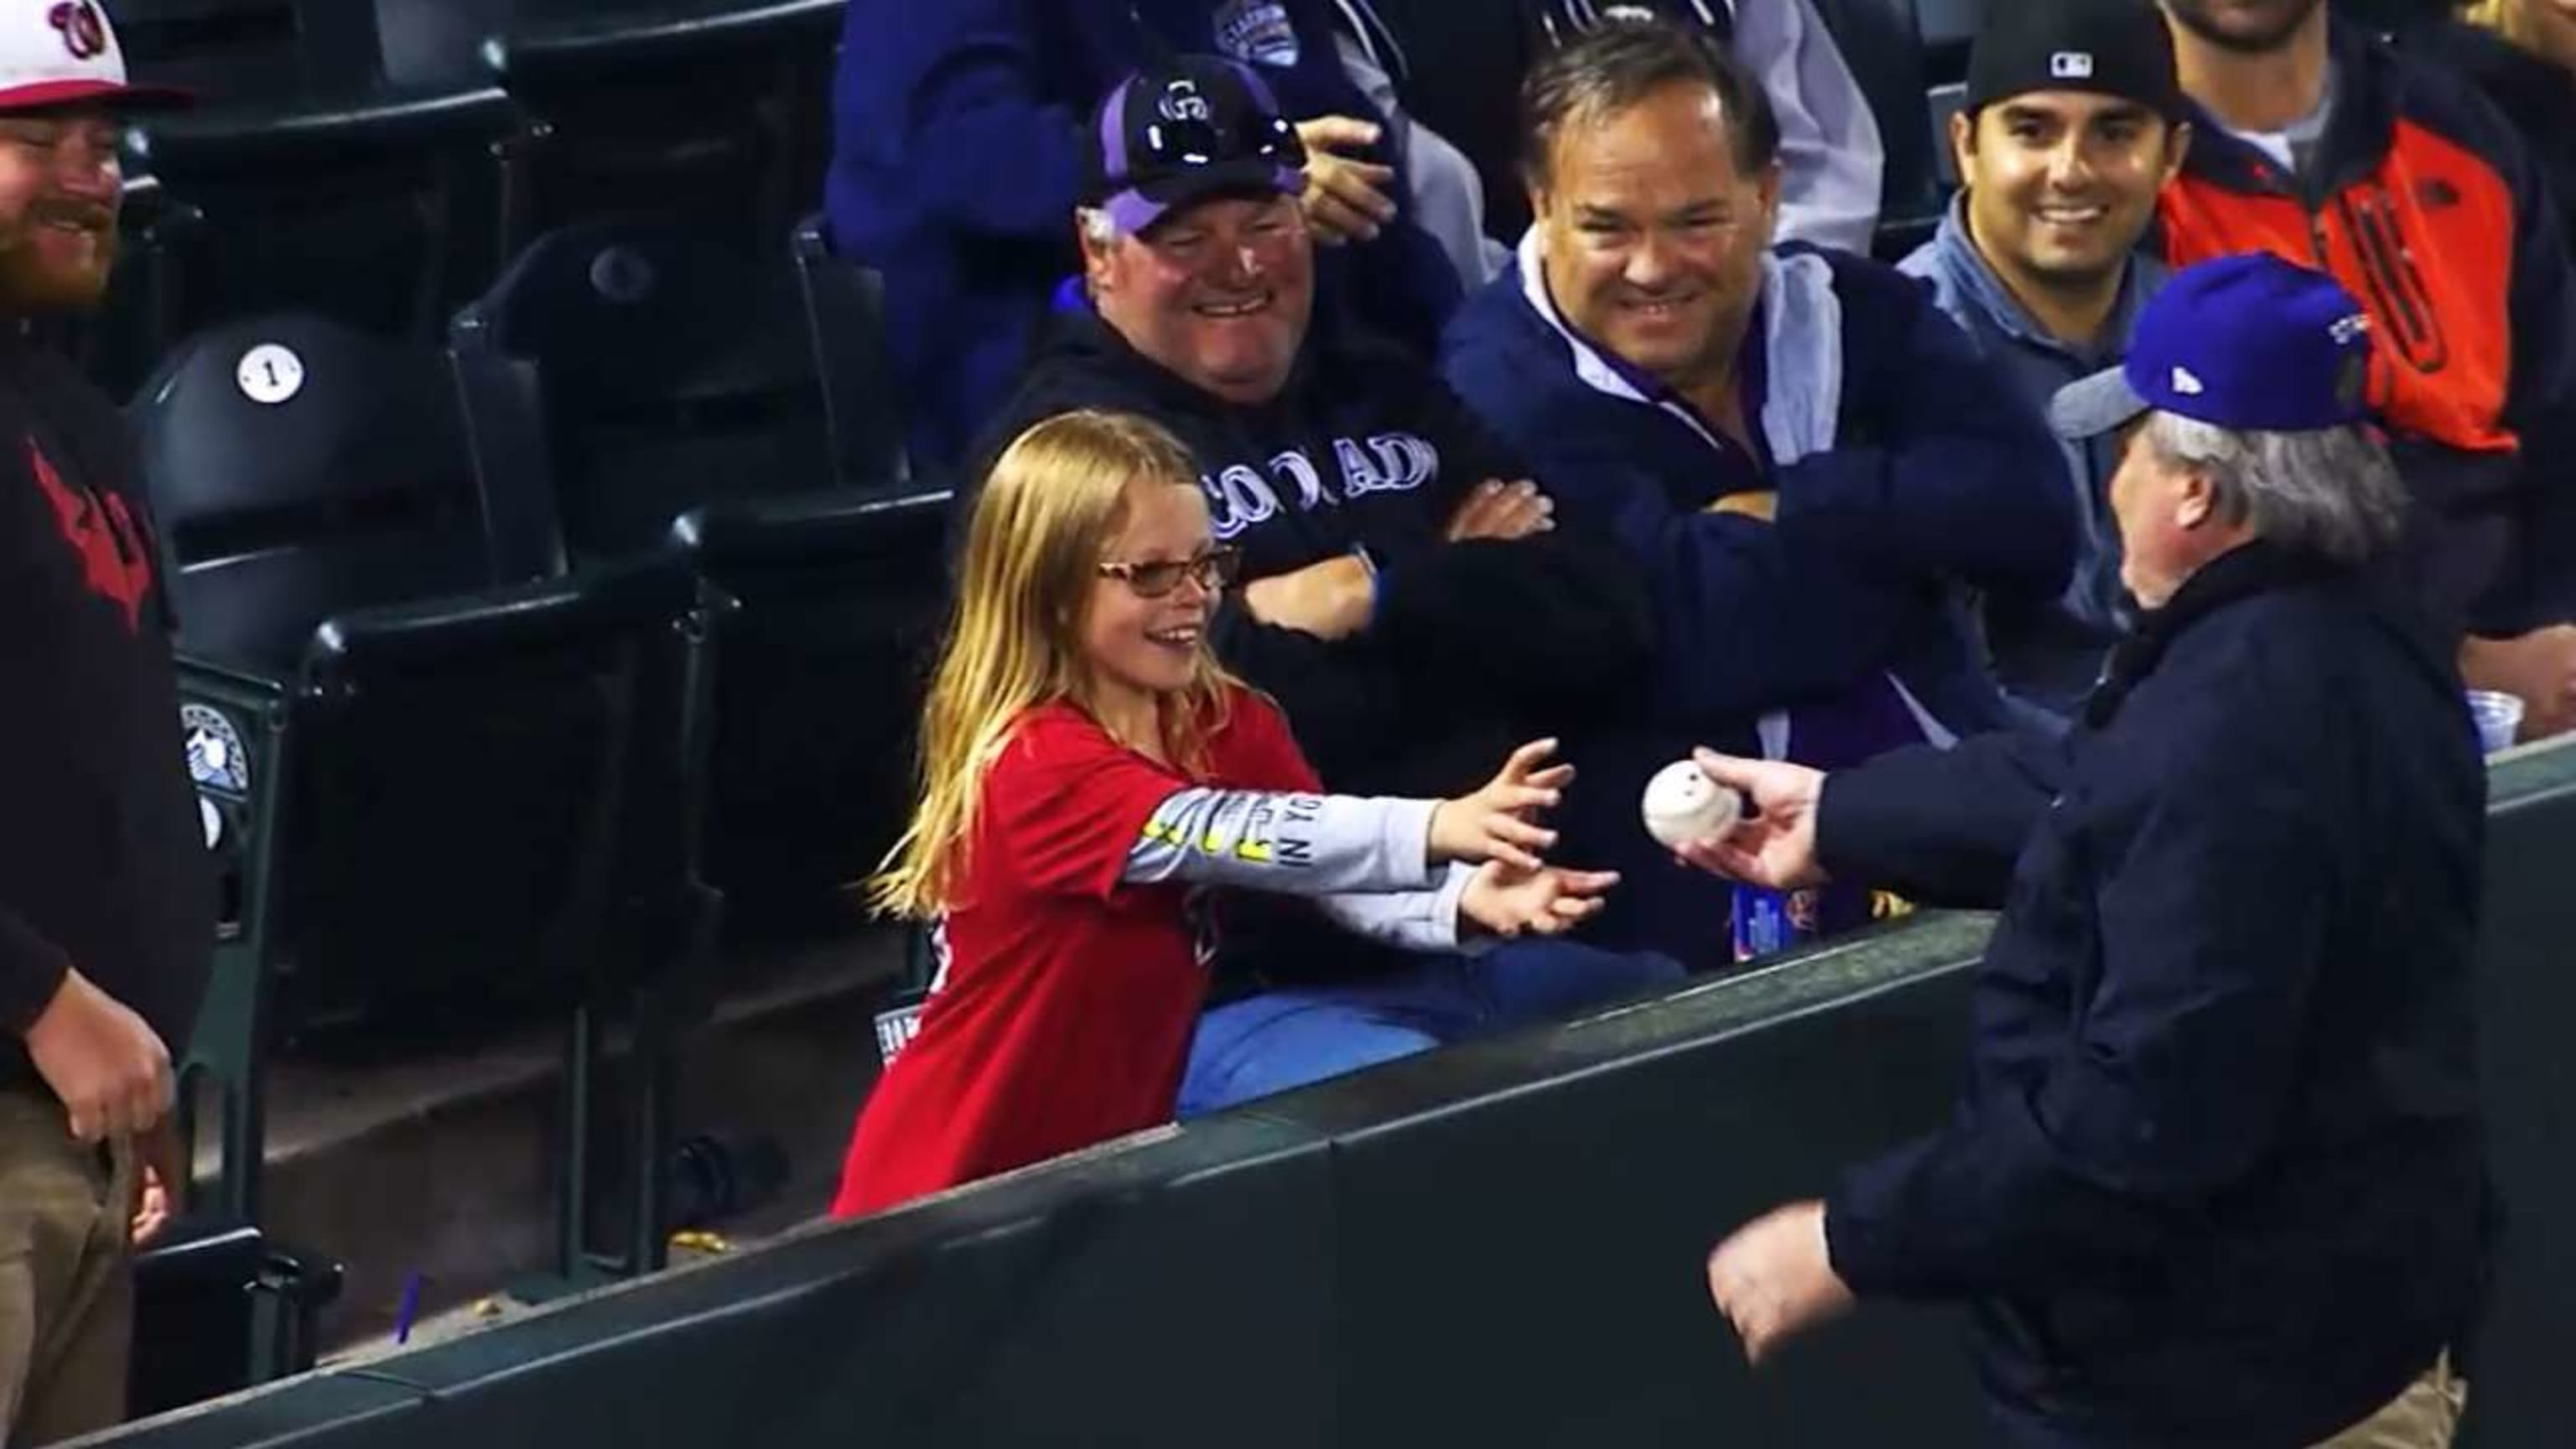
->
[823, 0, 2576, 1187]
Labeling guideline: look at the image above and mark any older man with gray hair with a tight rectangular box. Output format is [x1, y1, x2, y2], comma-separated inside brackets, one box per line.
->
[1685, 253, 2489, 1447]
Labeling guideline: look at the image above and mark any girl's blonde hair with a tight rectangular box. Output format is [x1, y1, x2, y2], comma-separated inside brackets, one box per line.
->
[870, 410, 1237, 920]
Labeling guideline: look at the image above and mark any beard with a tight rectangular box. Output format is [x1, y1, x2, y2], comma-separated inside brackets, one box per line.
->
[0, 199, 118, 314]
[2164, 0, 2329, 55]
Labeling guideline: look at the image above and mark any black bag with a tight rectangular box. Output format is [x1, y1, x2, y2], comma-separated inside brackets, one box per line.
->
[130, 1218, 344, 1418]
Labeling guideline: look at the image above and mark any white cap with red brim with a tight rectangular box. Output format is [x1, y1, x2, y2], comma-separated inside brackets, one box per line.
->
[0, 1, 186, 114]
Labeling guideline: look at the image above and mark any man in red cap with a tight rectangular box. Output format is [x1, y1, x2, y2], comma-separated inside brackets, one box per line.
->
[0, 3, 205, 1442]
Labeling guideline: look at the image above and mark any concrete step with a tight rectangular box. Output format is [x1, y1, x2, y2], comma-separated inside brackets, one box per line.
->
[194, 927, 902, 1353]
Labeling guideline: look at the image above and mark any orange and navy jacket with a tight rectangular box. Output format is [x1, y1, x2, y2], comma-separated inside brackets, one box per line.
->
[2158, 21, 2576, 635]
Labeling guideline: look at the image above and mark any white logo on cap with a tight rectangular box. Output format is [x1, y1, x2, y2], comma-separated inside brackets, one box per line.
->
[2329, 312, 2371, 345]
[1158, 80, 1211, 124]
[2170, 366, 2206, 396]
[2051, 51, 2096, 80]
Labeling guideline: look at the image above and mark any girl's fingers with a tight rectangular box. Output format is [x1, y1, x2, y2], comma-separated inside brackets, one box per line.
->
[1503, 738, 1561, 778]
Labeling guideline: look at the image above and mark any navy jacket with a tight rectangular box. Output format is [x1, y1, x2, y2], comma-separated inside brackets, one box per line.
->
[1819, 543, 2487, 1446]
[1441, 239, 2072, 969]
[826, 0, 1463, 475]
[977, 304, 1657, 990]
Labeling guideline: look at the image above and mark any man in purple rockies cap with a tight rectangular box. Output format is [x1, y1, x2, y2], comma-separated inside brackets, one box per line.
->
[1686, 252, 2488, 1447]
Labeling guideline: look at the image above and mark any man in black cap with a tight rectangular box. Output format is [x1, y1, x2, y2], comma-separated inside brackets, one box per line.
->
[1696, 254, 2484, 1447]
[1901, 0, 2191, 720]
[977, 56, 1679, 1117]
[0, 3, 210, 1442]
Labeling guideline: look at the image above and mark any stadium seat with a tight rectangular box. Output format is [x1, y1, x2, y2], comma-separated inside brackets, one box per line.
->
[450, 217, 835, 561]
[131, 1218, 342, 1416]
[480, 0, 843, 246]
[112, 0, 306, 101]
[1810, 0, 1942, 259]
[454, 218, 947, 917]
[112, 0, 532, 345]
[790, 210, 911, 493]
[1912, 0, 1981, 85]
[671, 486, 950, 915]
[124, 90, 525, 345]
[132, 313, 717, 1250]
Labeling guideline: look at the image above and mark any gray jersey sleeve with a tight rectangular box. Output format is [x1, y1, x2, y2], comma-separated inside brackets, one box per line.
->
[1312, 863, 1481, 953]
[1120, 787, 1437, 896]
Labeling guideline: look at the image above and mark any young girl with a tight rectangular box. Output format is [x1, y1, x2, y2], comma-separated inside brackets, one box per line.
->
[832, 410, 1617, 1216]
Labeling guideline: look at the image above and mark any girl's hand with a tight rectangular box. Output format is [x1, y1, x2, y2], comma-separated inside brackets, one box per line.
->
[1459, 862, 1618, 938]
[1430, 739, 1571, 870]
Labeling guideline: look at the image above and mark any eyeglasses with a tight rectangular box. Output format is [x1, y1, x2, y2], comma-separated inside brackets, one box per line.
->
[1097, 546, 1242, 598]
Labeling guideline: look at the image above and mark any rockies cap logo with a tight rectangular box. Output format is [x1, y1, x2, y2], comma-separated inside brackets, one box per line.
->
[1158, 79, 1212, 124]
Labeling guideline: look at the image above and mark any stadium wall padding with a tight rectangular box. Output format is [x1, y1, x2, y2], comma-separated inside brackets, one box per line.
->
[97, 743, 2576, 1449]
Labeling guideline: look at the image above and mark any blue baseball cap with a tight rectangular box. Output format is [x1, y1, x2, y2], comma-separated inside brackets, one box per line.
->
[2050, 252, 2376, 440]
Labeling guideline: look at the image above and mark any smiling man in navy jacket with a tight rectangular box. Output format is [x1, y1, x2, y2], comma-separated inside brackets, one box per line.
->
[1441, 18, 2073, 969]
[1692, 256, 2486, 1447]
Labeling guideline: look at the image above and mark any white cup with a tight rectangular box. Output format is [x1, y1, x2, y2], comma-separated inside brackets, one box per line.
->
[2467, 690, 2525, 755]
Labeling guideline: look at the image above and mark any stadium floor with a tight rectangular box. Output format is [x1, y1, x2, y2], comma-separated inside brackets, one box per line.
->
[215, 925, 904, 1353]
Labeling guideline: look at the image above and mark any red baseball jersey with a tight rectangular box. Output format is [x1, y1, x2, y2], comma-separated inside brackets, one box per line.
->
[832, 688, 1315, 1216]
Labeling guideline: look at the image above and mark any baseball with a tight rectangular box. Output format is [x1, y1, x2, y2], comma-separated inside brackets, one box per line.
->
[1642, 759, 1743, 850]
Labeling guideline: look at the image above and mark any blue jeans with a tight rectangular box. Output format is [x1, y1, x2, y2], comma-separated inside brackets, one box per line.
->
[1176, 941, 1684, 1118]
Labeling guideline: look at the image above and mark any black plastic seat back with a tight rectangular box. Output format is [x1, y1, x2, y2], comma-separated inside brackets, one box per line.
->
[675, 489, 951, 907]
[454, 218, 833, 563]
[482, 0, 841, 245]
[1913, 0, 1981, 83]
[281, 604, 652, 1030]
[131, 1218, 340, 1417]
[1810, 0, 1940, 257]
[132, 312, 517, 671]
[127, 80, 523, 346]
[371, 0, 517, 89]
[113, 0, 304, 100]
[790, 212, 911, 493]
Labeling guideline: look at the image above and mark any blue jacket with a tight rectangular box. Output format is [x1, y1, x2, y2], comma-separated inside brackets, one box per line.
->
[826, 0, 1463, 475]
[1441, 237, 2072, 969]
[1901, 200, 2168, 717]
[1820, 543, 2487, 1446]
